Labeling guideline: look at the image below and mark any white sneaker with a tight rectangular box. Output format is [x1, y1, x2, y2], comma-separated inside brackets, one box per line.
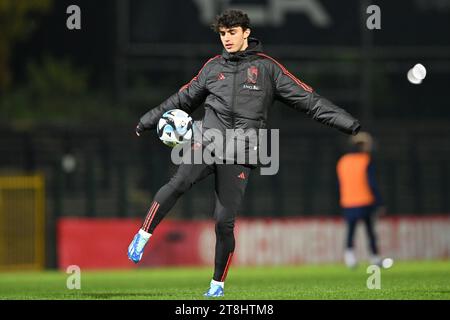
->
[344, 249, 357, 268]
[204, 280, 224, 298]
[370, 255, 382, 266]
[127, 229, 151, 263]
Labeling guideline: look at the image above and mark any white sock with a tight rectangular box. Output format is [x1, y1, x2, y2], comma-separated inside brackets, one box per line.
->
[138, 229, 152, 241]
[211, 279, 224, 288]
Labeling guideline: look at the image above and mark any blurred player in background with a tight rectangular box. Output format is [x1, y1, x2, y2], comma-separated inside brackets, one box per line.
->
[128, 9, 361, 297]
[337, 132, 385, 268]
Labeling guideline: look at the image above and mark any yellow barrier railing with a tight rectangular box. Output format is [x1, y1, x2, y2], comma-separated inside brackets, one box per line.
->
[0, 175, 45, 270]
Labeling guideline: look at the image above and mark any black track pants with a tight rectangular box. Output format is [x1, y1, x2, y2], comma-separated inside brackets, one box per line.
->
[344, 205, 378, 255]
[141, 163, 251, 282]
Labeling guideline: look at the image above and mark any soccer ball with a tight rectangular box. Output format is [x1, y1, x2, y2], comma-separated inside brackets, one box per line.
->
[157, 109, 193, 147]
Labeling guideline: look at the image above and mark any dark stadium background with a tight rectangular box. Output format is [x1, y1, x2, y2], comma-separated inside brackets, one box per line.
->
[1, 0, 449, 270]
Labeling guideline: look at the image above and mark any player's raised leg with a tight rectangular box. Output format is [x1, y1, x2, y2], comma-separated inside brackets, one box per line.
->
[128, 162, 214, 263]
[204, 164, 251, 297]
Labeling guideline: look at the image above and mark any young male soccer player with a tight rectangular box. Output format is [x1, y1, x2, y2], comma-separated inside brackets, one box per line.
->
[128, 9, 361, 297]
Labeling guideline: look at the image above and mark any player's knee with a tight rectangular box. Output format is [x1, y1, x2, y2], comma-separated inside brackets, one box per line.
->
[167, 176, 193, 194]
[215, 217, 235, 235]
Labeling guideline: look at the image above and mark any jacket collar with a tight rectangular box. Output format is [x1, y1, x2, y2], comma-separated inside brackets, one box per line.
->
[221, 37, 263, 62]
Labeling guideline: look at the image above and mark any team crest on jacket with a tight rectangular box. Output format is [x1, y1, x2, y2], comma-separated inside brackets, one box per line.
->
[247, 66, 258, 84]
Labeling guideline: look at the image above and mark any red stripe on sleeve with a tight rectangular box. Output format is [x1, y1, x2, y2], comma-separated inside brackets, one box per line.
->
[256, 53, 313, 93]
[179, 55, 221, 92]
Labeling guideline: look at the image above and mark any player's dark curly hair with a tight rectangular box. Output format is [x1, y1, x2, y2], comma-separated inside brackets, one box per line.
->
[211, 9, 251, 32]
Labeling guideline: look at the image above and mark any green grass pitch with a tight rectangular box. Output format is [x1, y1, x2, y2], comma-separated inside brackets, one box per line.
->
[0, 260, 449, 300]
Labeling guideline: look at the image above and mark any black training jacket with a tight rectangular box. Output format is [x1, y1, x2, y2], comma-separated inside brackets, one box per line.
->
[139, 38, 360, 166]
[139, 38, 360, 136]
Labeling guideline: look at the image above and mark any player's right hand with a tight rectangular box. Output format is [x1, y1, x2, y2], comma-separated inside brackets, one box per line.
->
[135, 122, 145, 136]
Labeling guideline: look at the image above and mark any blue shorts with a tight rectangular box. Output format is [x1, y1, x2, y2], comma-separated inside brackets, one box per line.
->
[343, 205, 376, 221]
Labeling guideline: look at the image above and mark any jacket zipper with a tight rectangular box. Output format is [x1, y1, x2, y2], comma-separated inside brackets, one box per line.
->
[230, 63, 238, 128]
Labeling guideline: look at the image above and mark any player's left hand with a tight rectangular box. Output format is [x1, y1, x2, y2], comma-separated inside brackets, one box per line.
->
[350, 121, 361, 135]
